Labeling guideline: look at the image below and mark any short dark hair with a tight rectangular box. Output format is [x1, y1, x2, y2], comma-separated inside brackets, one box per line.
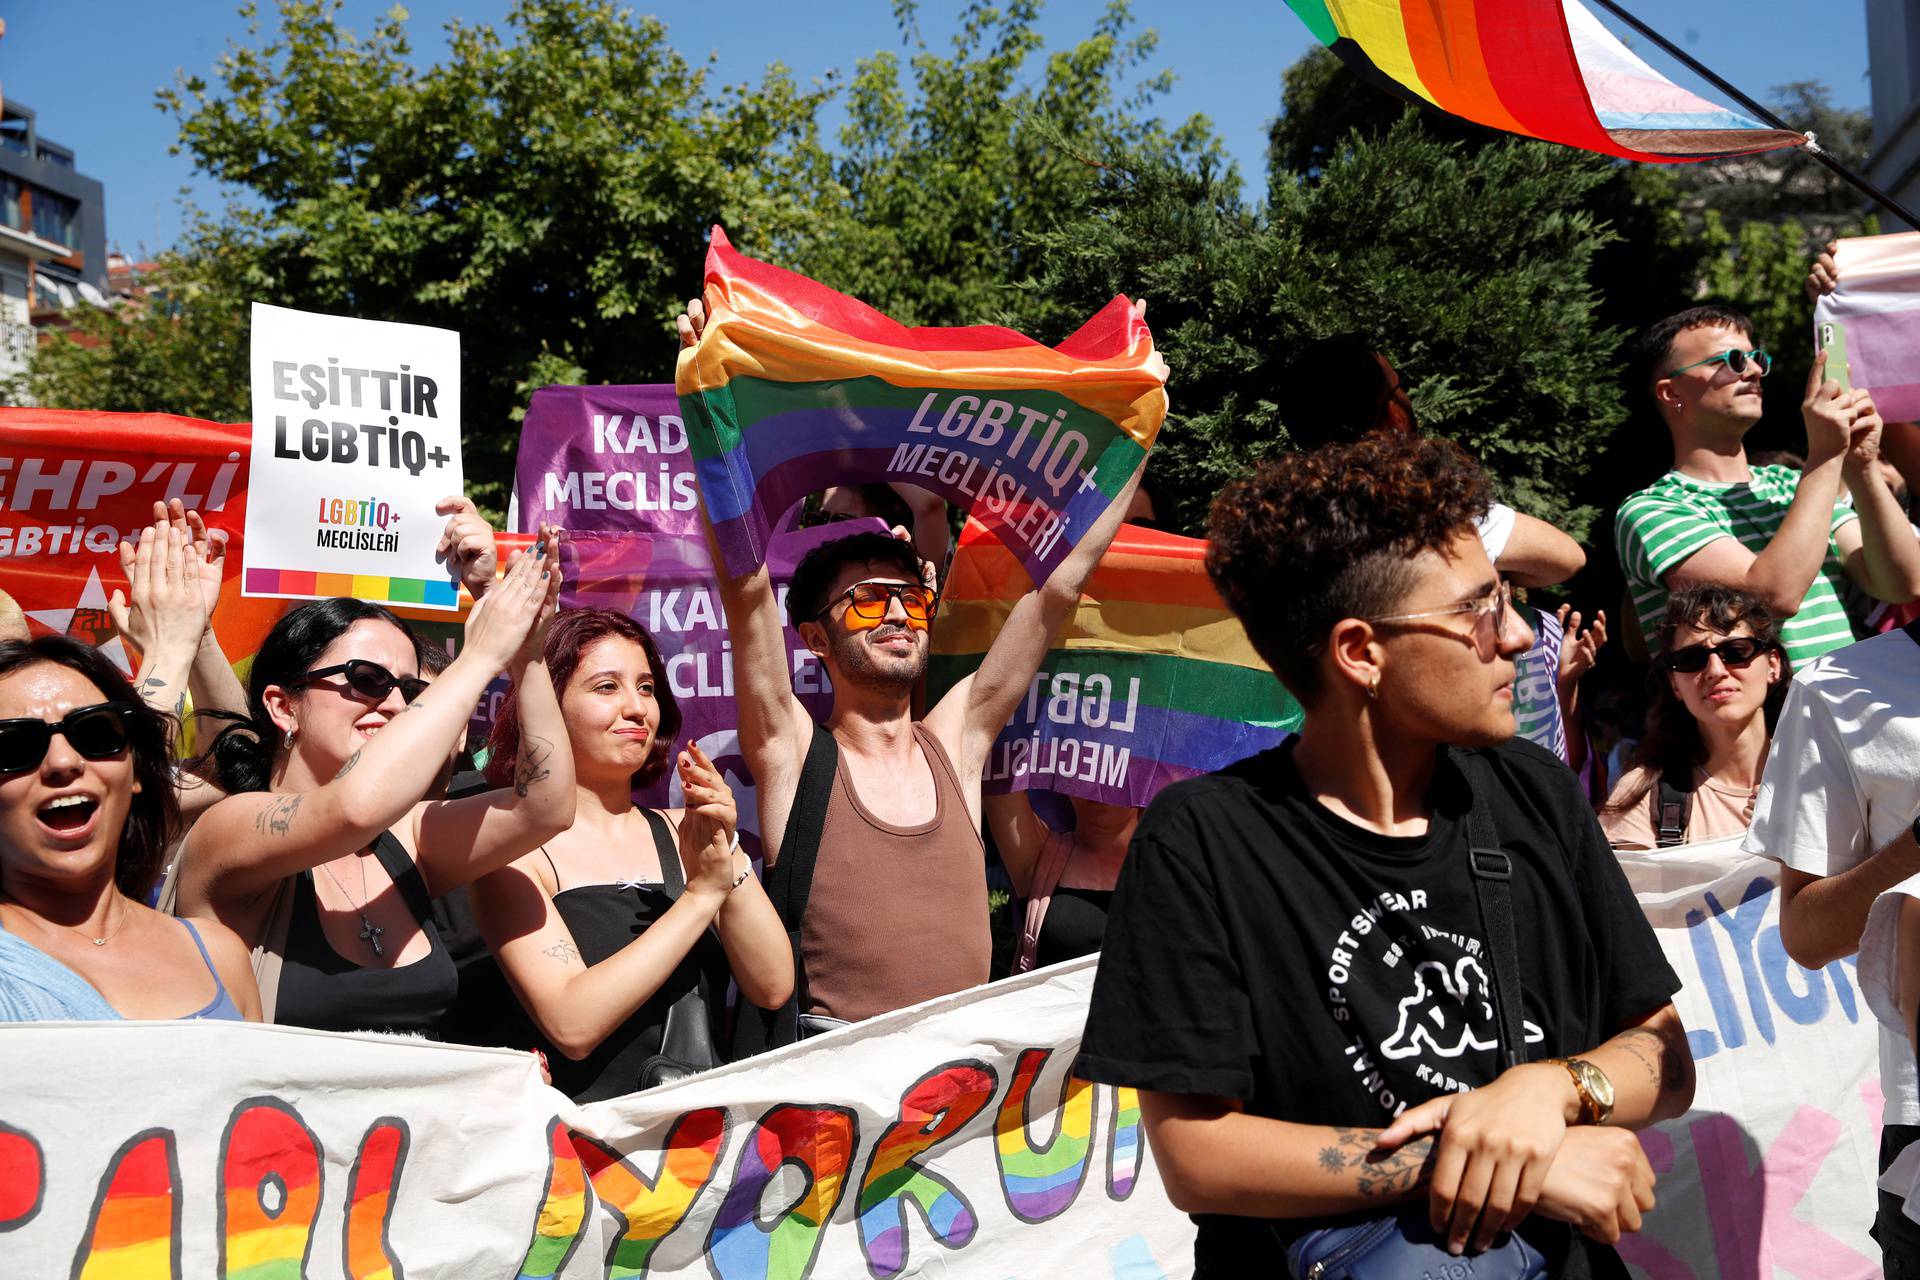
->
[487, 607, 682, 789]
[786, 531, 925, 628]
[1627, 303, 1756, 413]
[198, 597, 424, 794]
[0, 637, 181, 900]
[1277, 333, 1396, 451]
[1205, 435, 1492, 703]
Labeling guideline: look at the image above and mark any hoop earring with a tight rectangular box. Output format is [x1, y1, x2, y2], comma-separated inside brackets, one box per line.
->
[283, 727, 297, 749]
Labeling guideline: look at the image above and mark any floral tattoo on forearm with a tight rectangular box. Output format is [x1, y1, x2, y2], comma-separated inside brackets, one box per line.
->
[1316, 1127, 1437, 1199]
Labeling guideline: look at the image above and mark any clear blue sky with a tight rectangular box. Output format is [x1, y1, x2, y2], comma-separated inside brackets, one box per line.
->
[4, 0, 1874, 258]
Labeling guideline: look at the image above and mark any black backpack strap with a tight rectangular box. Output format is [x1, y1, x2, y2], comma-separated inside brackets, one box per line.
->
[729, 724, 839, 1060]
[641, 808, 685, 897]
[1458, 751, 1527, 1073]
[1652, 765, 1694, 849]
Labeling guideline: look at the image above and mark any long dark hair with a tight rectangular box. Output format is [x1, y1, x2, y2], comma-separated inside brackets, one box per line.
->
[1600, 584, 1788, 818]
[197, 598, 423, 794]
[0, 637, 181, 899]
[488, 607, 681, 789]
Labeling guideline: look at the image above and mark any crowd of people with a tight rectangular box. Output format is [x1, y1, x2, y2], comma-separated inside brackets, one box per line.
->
[6, 248, 1920, 1276]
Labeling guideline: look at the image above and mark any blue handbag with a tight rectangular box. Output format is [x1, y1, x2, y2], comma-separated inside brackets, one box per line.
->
[1285, 763, 1551, 1280]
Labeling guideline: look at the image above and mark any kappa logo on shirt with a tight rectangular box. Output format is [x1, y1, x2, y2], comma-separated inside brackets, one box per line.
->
[1380, 957, 1542, 1060]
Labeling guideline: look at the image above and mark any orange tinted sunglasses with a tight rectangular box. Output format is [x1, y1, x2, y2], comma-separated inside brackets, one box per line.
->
[817, 581, 937, 631]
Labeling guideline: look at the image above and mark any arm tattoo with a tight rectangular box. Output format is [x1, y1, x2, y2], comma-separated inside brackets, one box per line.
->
[514, 735, 555, 799]
[1611, 1026, 1682, 1087]
[333, 748, 363, 780]
[253, 793, 304, 837]
[542, 941, 581, 964]
[1316, 1127, 1436, 1199]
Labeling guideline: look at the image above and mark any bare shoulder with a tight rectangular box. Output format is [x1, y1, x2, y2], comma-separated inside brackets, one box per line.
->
[178, 912, 254, 973]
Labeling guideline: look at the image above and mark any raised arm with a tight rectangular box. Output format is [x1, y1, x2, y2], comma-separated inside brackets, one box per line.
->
[927, 454, 1146, 783]
[680, 297, 816, 862]
[403, 538, 575, 896]
[109, 519, 205, 718]
[984, 792, 1053, 896]
[1664, 354, 1854, 616]
[1838, 396, 1920, 603]
[179, 548, 561, 904]
[1497, 513, 1585, 588]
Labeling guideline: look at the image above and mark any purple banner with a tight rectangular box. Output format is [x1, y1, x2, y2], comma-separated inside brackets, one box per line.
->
[512, 384, 700, 535]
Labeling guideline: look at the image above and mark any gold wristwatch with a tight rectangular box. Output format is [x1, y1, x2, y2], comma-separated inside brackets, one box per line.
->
[1549, 1057, 1615, 1125]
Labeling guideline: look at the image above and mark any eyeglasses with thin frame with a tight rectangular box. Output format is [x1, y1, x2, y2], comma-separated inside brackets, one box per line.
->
[1657, 636, 1768, 675]
[1665, 347, 1772, 380]
[287, 659, 429, 705]
[1366, 580, 1513, 639]
[0, 703, 134, 774]
[813, 581, 937, 632]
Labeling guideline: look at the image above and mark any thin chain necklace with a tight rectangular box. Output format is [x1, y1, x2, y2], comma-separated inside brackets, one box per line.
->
[3, 896, 126, 947]
[318, 854, 385, 958]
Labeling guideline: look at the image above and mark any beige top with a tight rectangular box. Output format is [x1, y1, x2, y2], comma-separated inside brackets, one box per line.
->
[1600, 765, 1760, 851]
[801, 725, 990, 1023]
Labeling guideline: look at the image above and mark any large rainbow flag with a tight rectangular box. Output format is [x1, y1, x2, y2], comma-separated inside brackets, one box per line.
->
[676, 228, 1166, 587]
[929, 520, 1300, 809]
[1285, 0, 1806, 161]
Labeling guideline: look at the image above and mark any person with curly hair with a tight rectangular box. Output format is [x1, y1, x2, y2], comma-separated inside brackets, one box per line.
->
[1598, 586, 1787, 850]
[1075, 434, 1694, 1277]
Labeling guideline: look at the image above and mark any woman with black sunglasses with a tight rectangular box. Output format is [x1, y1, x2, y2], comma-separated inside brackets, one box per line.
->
[172, 539, 575, 1036]
[0, 637, 260, 1021]
[1599, 585, 1789, 850]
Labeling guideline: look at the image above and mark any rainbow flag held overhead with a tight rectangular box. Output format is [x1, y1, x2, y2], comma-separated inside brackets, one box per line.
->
[676, 228, 1167, 587]
[929, 520, 1301, 809]
[1285, 0, 1806, 161]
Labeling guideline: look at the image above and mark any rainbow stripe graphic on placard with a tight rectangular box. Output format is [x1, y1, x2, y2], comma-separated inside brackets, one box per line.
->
[708, 1105, 857, 1280]
[1107, 1088, 1143, 1200]
[218, 1101, 321, 1280]
[515, 1119, 591, 1280]
[1283, 0, 1803, 161]
[579, 1108, 731, 1278]
[994, 1049, 1096, 1223]
[344, 1120, 409, 1280]
[856, 1062, 997, 1276]
[244, 567, 457, 608]
[73, 1129, 181, 1279]
[676, 227, 1166, 586]
[931, 520, 1299, 808]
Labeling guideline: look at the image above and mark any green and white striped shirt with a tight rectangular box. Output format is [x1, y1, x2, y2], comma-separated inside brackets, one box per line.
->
[1614, 465, 1860, 670]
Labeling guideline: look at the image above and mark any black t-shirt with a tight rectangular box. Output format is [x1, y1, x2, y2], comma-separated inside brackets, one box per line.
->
[1075, 736, 1681, 1278]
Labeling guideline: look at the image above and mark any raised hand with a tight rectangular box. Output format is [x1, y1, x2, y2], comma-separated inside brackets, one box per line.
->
[109, 522, 208, 663]
[436, 495, 498, 599]
[148, 499, 226, 615]
[1556, 606, 1607, 692]
[1806, 239, 1839, 302]
[676, 742, 740, 899]
[1803, 350, 1857, 464]
[675, 297, 708, 350]
[462, 533, 559, 674]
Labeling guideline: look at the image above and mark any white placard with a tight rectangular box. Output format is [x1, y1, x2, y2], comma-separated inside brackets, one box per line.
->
[244, 302, 464, 609]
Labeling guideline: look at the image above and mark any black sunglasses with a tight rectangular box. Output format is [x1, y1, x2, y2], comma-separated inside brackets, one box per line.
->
[288, 660, 429, 705]
[1659, 637, 1768, 675]
[0, 703, 134, 774]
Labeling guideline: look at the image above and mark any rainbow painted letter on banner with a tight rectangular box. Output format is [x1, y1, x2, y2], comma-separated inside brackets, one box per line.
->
[1283, 0, 1805, 162]
[930, 520, 1301, 808]
[676, 228, 1167, 584]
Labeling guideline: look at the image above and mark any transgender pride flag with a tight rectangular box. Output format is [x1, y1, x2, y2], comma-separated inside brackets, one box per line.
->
[1815, 233, 1920, 425]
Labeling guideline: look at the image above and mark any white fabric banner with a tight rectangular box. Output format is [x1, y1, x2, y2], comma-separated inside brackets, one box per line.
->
[0, 839, 1887, 1278]
[0, 957, 1194, 1278]
[1617, 836, 1883, 1278]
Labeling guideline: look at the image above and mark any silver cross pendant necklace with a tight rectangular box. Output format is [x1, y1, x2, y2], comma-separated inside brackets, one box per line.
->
[319, 855, 384, 957]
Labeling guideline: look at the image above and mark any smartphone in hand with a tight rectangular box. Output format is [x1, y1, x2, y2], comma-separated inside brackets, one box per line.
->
[1820, 320, 1853, 392]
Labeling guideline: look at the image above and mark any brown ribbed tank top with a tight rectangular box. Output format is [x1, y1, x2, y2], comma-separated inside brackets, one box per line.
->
[800, 724, 990, 1023]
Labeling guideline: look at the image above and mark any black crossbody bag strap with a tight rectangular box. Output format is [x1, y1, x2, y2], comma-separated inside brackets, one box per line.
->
[1459, 751, 1526, 1072]
[1652, 765, 1694, 849]
[729, 724, 838, 1060]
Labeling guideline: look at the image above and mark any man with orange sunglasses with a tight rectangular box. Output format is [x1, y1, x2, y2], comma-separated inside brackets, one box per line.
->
[678, 298, 1144, 1045]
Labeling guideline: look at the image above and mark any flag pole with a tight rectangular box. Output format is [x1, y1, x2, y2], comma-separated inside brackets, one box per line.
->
[1587, 0, 1920, 229]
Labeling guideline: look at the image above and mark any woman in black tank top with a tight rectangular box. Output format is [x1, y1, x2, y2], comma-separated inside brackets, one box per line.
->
[469, 608, 792, 1102]
[174, 530, 578, 1038]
